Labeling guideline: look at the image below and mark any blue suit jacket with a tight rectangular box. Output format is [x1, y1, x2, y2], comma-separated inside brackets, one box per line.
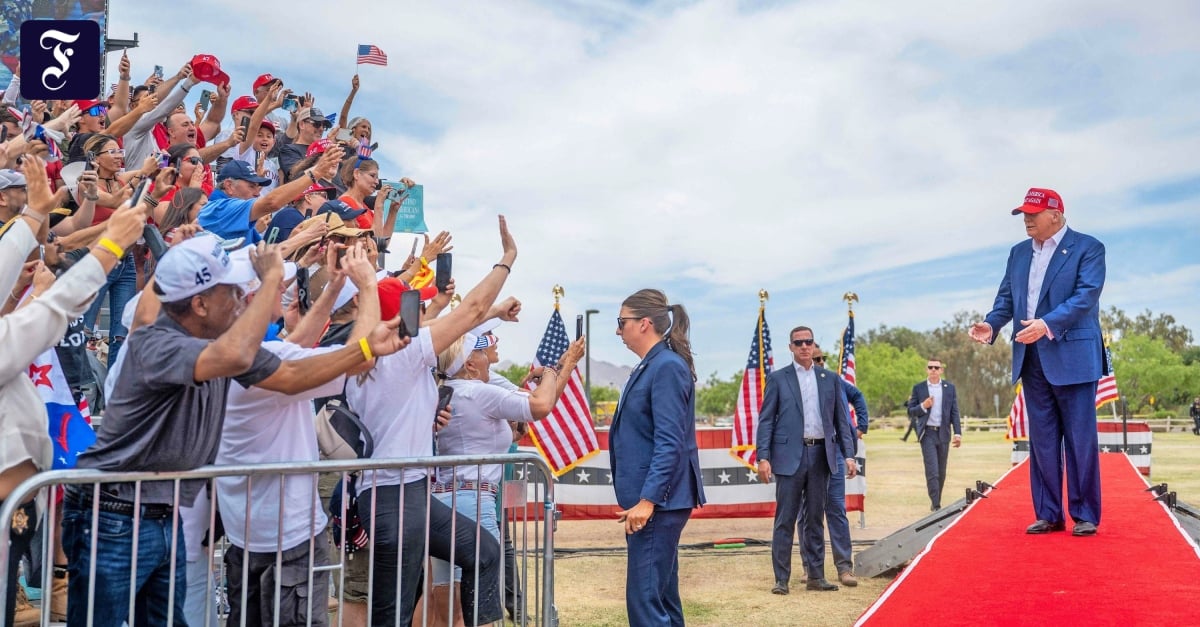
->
[609, 342, 706, 512]
[983, 227, 1105, 386]
[754, 364, 856, 476]
[905, 380, 961, 442]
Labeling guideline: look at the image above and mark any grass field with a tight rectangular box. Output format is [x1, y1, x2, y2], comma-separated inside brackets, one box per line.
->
[550, 427, 1200, 626]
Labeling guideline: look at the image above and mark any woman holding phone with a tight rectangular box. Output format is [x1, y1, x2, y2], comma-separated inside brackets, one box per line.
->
[344, 216, 518, 627]
[428, 328, 583, 617]
[610, 288, 706, 626]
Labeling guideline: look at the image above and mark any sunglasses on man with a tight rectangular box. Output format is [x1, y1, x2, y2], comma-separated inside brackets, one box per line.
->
[85, 105, 108, 117]
[927, 365, 942, 370]
[791, 339, 815, 347]
[812, 356, 825, 365]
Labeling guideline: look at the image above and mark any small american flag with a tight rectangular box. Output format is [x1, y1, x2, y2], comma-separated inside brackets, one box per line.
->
[526, 309, 600, 476]
[357, 141, 374, 160]
[1095, 341, 1119, 409]
[730, 307, 772, 469]
[356, 44, 388, 66]
[1006, 382, 1028, 441]
[838, 310, 856, 385]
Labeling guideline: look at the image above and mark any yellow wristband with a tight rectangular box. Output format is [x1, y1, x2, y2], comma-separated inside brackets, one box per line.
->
[358, 337, 374, 361]
[97, 237, 125, 259]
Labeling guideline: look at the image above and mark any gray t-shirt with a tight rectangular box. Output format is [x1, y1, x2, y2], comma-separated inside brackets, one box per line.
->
[75, 313, 281, 505]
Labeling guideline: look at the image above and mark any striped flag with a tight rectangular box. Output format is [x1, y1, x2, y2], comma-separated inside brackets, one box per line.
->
[526, 309, 600, 476]
[28, 349, 95, 469]
[1006, 382, 1028, 441]
[837, 309, 866, 512]
[356, 44, 388, 66]
[729, 307, 773, 469]
[838, 310, 856, 385]
[1095, 340, 1119, 409]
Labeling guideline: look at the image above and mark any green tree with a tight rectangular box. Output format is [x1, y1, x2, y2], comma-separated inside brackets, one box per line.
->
[854, 343, 926, 417]
[496, 362, 532, 387]
[1101, 306, 1194, 353]
[589, 385, 620, 403]
[696, 371, 744, 417]
[1111, 333, 1200, 411]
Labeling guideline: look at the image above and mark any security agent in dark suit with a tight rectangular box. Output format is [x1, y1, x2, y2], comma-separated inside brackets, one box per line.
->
[905, 358, 961, 511]
[755, 326, 857, 594]
[972, 187, 1105, 536]
[610, 289, 706, 626]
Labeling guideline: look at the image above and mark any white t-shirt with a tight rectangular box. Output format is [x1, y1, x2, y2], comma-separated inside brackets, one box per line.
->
[215, 341, 344, 552]
[435, 379, 533, 485]
[345, 332, 438, 487]
[212, 128, 280, 194]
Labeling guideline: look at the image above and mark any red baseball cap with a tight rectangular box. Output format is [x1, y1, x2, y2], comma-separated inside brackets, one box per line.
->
[306, 138, 334, 158]
[294, 181, 335, 202]
[260, 119, 277, 134]
[74, 99, 105, 113]
[190, 54, 230, 88]
[1012, 188, 1065, 215]
[231, 95, 258, 112]
[378, 278, 439, 320]
[253, 73, 281, 91]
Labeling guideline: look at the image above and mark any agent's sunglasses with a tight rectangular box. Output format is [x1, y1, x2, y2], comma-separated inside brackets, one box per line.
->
[927, 365, 942, 370]
[616, 316, 640, 329]
[791, 339, 815, 347]
[812, 356, 825, 364]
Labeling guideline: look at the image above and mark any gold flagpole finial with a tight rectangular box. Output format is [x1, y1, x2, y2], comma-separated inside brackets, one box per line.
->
[449, 293, 463, 310]
[553, 285, 565, 311]
[758, 289, 769, 305]
[843, 292, 859, 312]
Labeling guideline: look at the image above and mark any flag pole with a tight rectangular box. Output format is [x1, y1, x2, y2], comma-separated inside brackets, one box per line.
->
[757, 289, 769, 389]
[552, 284, 564, 312]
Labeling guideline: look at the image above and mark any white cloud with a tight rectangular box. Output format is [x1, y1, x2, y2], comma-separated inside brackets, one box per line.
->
[108, 0, 1200, 376]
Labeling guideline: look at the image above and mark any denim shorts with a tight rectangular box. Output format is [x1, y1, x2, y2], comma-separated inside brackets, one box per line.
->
[431, 488, 499, 585]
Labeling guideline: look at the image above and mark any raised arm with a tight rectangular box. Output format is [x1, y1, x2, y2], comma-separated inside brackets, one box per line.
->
[427, 216, 517, 355]
[339, 75, 359, 129]
[248, 146, 341, 220]
[199, 82, 230, 142]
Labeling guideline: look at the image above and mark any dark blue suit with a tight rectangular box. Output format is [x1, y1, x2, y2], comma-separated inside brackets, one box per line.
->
[755, 364, 855, 584]
[983, 226, 1105, 525]
[610, 342, 705, 626]
[804, 382, 868, 576]
[905, 380, 961, 510]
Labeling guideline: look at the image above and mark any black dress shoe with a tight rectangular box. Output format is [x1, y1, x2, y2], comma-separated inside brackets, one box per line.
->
[1072, 521, 1097, 536]
[771, 581, 788, 595]
[806, 579, 838, 591]
[1026, 520, 1066, 534]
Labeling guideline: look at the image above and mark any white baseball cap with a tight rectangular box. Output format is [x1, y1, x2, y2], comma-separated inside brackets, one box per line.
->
[227, 247, 296, 294]
[155, 234, 257, 302]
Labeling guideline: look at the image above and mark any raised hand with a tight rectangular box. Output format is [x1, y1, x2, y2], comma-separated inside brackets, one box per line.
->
[248, 241, 285, 284]
[968, 321, 993, 344]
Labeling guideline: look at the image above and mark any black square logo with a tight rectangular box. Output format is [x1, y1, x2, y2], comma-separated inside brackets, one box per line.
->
[19, 20, 102, 100]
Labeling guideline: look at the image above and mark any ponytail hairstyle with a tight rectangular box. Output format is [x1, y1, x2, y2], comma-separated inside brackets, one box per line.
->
[621, 288, 696, 381]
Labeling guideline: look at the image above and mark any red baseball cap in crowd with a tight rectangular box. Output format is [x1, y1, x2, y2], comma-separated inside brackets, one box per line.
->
[74, 99, 105, 112]
[378, 278, 439, 320]
[253, 73, 281, 91]
[1012, 188, 1065, 215]
[231, 96, 258, 112]
[294, 181, 335, 202]
[306, 138, 334, 158]
[190, 54, 230, 88]
[260, 119, 277, 134]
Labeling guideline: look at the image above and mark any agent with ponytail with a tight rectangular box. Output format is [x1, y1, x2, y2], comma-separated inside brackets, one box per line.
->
[610, 288, 706, 625]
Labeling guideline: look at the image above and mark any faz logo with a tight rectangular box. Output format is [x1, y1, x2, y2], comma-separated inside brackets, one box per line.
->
[20, 20, 102, 100]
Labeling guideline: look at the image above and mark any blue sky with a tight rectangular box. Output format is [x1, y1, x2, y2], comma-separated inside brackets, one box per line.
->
[106, 0, 1200, 378]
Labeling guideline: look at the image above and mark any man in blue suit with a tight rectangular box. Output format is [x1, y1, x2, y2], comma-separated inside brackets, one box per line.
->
[798, 345, 869, 587]
[756, 326, 857, 594]
[610, 290, 706, 625]
[905, 358, 961, 511]
[971, 187, 1105, 537]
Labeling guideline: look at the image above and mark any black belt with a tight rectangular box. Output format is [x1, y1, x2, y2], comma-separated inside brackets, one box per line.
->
[67, 488, 174, 520]
[803, 438, 825, 446]
[928, 425, 941, 431]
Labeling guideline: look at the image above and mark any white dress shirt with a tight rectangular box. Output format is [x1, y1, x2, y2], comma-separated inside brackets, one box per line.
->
[1026, 223, 1069, 320]
[793, 362, 824, 438]
[926, 381, 943, 427]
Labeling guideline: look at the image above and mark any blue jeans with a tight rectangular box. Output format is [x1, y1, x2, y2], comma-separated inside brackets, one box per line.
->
[83, 255, 137, 369]
[431, 488, 500, 585]
[62, 502, 187, 627]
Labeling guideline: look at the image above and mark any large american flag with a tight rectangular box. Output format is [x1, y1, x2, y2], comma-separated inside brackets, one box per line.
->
[730, 308, 772, 469]
[356, 44, 388, 66]
[838, 310, 856, 385]
[1006, 382, 1028, 441]
[526, 309, 600, 476]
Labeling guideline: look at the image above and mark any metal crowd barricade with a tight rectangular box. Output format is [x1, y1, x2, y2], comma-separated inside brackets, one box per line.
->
[0, 453, 556, 626]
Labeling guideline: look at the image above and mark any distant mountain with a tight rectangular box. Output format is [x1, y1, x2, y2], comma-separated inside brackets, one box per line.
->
[497, 358, 633, 390]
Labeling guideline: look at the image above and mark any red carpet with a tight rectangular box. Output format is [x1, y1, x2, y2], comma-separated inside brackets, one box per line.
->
[858, 455, 1200, 626]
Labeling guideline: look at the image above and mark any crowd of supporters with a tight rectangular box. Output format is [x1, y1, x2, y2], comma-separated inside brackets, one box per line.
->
[0, 51, 582, 627]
